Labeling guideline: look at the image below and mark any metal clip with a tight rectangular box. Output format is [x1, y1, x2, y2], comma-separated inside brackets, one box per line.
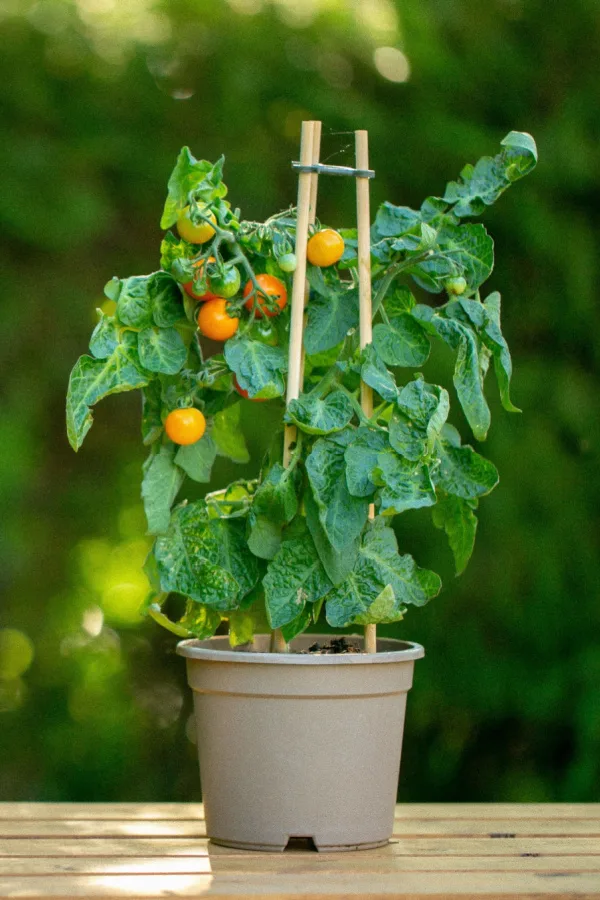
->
[291, 162, 375, 179]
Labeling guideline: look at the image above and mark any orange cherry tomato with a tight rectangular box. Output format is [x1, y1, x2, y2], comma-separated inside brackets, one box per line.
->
[183, 257, 219, 301]
[164, 408, 206, 445]
[243, 273, 287, 318]
[176, 205, 216, 244]
[307, 228, 345, 267]
[197, 298, 239, 341]
[233, 376, 268, 402]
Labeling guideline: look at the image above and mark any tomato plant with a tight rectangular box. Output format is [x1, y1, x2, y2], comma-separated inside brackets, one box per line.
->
[183, 256, 219, 301]
[67, 135, 537, 647]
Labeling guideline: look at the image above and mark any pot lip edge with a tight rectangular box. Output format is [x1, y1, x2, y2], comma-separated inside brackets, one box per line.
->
[176, 635, 425, 665]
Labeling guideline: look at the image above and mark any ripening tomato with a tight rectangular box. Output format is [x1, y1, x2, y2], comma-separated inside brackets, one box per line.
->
[233, 376, 268, 402]
[278, 252, 297, 273]
[164, 408, 206, 445]
[307, 228, 345, 267]
[209, 264, 241, 299]
[243, 273, 288, 318]
[445, 276, 468, 296]
[197, 298, 239, 341]
[177, 205, 217, 244]
[183, 257, 219, 301]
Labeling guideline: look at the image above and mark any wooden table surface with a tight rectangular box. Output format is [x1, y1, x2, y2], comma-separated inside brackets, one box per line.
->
[0, 803, 598, 898]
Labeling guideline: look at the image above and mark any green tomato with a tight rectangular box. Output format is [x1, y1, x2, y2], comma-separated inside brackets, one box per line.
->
[208, 264, 241, 299]
[445, 276, 467, 296]
[278, 252, 297, 273]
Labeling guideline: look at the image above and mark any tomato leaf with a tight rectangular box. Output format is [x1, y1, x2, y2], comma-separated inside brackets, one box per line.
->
[434, 441, 499, 499]
[304, 283, 359, 355]
[113, 272, 183, 329]
[372, 314, 430, 367]
[287, 390, 354, 435]
[373, 451, 437, 515]
[151, 272, 184, 327]
[304, 484, 359, 585]
[228, 590, 270, 646]
[141, 444, 185, 535]
[89, 311, 120, 359]
[344, 427, 389, 499]
[324, 519, 441, 627]
[141, 381, 163, 445]
[154, 501, 258, 610]
[305, 431, 369, 553]
[390, 378, 450, 462]
[161, 149, 228, 229]
[178, 601, 222, 639]
[175, 435, 217, 483]
[360, 345, 398, 402]
[211, 402, 250, 463]
[482, 292, 519, 412]
[263, 523, 332, 629]
[137, 326, 187, 375]
[224, 336, 287, 399]
[247, 463, 298, 560]
[432, 493, 478, 575]
[443, 131, 538, 218]
[66, 331, 149, 451]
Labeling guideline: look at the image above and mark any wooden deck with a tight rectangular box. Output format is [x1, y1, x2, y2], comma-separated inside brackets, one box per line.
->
[0, 803, 598, 898]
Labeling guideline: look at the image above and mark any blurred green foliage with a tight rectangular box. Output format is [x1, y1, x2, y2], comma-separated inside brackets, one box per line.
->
[1, 0, 598, 803]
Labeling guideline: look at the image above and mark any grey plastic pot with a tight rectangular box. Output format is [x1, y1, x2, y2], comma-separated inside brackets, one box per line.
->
[177, 634, 424, 852]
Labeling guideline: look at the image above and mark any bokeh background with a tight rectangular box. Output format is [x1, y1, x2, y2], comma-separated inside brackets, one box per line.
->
[1, 0, 599, 804]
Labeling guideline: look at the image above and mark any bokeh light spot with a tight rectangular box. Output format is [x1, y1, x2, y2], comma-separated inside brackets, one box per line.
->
[373, 46, 411, 82]
[0, 629, 35, 680]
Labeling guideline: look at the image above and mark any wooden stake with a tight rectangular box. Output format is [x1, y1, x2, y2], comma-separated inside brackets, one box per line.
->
[299, 121, 322, 384]
[355, 129, 377, 656]
[272, 120, 317, 654]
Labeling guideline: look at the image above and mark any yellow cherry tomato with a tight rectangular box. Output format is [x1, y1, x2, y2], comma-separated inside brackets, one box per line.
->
[176, 206, 217, 244]
[307, 228, 345, 267]
[197, 298, 239, 341]
[164, 408, 206, 445]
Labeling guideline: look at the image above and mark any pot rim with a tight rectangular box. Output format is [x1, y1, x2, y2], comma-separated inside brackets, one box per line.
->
[177, 634, 424, 665]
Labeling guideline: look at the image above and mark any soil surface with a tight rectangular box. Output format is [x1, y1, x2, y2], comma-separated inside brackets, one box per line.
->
[300, 637, 363, 655]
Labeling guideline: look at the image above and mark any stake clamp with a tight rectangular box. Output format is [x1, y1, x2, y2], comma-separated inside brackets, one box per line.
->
[292, 161, 375, 179]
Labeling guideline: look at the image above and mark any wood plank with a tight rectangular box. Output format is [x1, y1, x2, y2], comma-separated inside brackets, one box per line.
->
[1, 837, 600, 858]
[0, 855, 600, 876]
[1, 870, 600, 897]
[0, 818, 599, 840]
[0, 804, 598, 821]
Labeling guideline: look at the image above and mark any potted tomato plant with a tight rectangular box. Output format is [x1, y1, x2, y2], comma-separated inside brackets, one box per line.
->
[67, 130, 537, 851]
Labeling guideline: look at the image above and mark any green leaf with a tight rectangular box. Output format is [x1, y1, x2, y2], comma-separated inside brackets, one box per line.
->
[372, 314, 430, 367]
[408, 224, 494, 293]
[373, 202, 421, 239]
[360, 345, 398, 402]
[137, 327, 187, 375]
[383, 285, 416, 316]
[228, 591, 270, 646]
[281, 604, 314, 642]
[263, 524, 332, 629]
[161, 149, 227, 229]
[432, 494, 478, 575]
[89, 311, 120, 359]
[151, 272, 184, 327]
[453, 325, 491, 441]
[247, 464, 298, 560]
[344, 427, 389, 498]
[66, 331, 149, 451]
[287, 390, 353, 435]
[115, 275, 154, 328]
[154, 501, 258, 610]
[175, 435, 217, 482]
[443, 131, 538, 218]
[304, 284, 359, 355]
[178, 600, 222, 639]
[373, 452, 437, 515]
[435, 443, 499, 499]
[482, 292, 520, 412]
[160, 232, 192, 274]
[352, 584, 405, 625]
[147, 604, 193, 637]
[212, 402, 250, 463]
[142, 444, 185, 536]
[390, 378, 450, 461]
[141, 381, 163, 445]
[305, 485, 359, 585]
[324, 520, 441, 627]
[305, 432, 370, 553]
[224, 336, 287, 399]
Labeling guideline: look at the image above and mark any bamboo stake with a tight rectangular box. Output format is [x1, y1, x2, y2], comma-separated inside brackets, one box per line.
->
[299, 121, 322, 384]
[355, 129, 377, 656]
[271, 120, 316, 654]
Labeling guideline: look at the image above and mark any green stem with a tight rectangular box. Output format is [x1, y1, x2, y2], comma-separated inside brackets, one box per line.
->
[371, 250, 435, 318]
[281, 432, 303, 479]
[308, 366, 339, 399]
